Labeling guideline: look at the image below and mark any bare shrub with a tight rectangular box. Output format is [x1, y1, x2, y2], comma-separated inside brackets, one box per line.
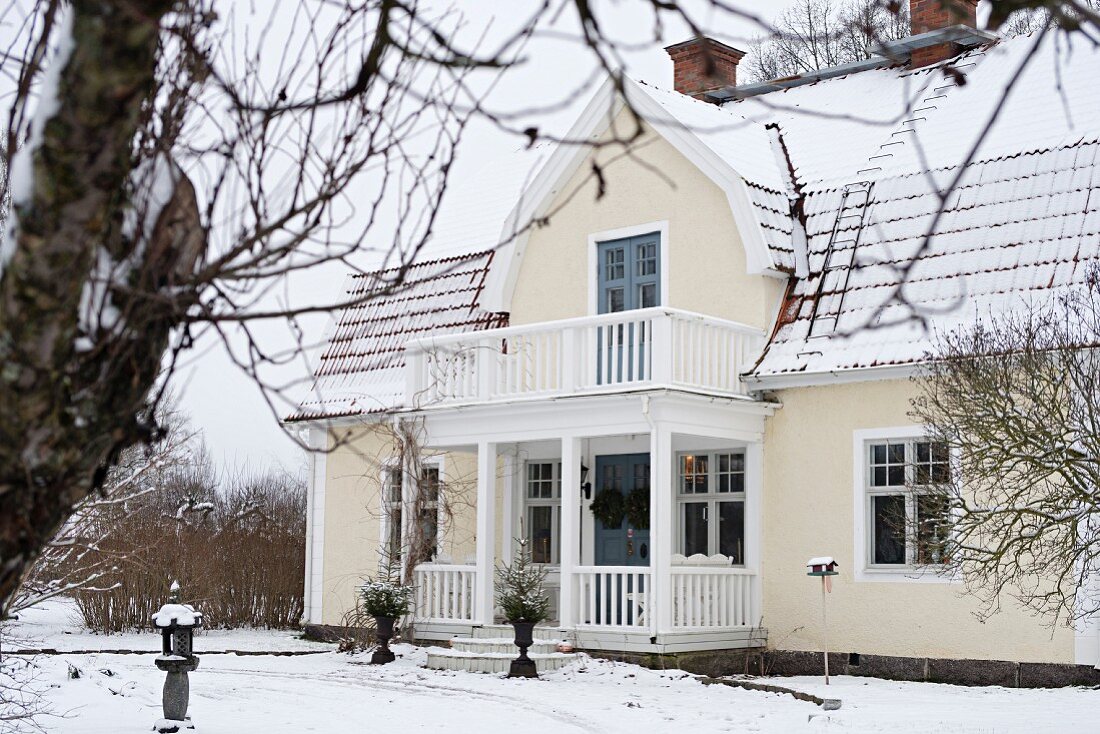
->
[66, 463, 305, 633]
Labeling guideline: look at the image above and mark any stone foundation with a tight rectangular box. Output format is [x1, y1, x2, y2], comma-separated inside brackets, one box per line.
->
[764, 650, 1100, 688]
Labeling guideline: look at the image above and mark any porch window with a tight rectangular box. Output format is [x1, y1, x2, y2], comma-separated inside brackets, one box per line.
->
[866, 439, 951, 567]
[525, 462, 561, 564]
[381, 462, 442, 566]
[676, 451, 745, 564]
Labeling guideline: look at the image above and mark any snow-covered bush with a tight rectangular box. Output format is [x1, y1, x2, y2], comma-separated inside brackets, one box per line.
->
[359, 579, 412, 619]
[495, 538, 550, 623]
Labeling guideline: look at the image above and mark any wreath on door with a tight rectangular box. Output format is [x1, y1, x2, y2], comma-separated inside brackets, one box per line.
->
[590, 488, 625, 528]
[625, 486, 650, 529]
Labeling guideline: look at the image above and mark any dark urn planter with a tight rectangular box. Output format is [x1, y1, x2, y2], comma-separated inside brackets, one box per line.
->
[507, 621, 538, 678]
[370, 615, 396, 665]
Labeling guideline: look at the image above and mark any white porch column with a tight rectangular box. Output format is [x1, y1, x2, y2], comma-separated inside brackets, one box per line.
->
[650, 424, 674, 636]
[746, 441, 764, 627]
[475, 441, 498, 625]
[501, 447, 518, 567]
[559, 436, 582, 629]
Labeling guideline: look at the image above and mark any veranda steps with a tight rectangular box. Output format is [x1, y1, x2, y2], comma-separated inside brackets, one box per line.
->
[424, 625, 580, 674]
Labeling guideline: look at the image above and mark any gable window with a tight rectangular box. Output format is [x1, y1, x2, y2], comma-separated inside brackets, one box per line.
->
[597, 233, 661, 315]
[525, 462, 561, 564]
[676, 452, 745, 564]
[866, 439, 950, 567]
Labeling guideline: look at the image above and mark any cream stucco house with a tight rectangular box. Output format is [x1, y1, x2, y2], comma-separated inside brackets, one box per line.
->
[288, 1, 1100, 683]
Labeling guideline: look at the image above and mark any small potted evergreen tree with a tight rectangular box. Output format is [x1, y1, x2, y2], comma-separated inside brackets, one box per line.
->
[495, 537, 551, 678]
[359, 574, 412, 665]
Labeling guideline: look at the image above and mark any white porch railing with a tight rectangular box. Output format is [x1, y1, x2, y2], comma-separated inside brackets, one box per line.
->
[414, 564, 477, 623]
[573, 566, 651, 629]
[404, 307, 765, 407]
[671, 567, 756, 628]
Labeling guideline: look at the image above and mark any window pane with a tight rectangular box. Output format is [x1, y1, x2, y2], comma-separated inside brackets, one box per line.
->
[421, 466, 440, 504]
[914, 441, 951, 485]
[605, 247, 625, 280]
[916, 495, 950, 565]
[869, 442, 906, 487]
[528, 506, 555, 564]
[682, 502, 708, 556]
[635, 241, 657, 276]
[638, 283, 657, 308]
[527, 462, 554, 499]
[386, 468, 402, 503]
[872, 495, 906, 565]
[716, 452, 745, 493]
[387, 507, 402, 562]
[417, 508, 437, 564]
[607, 287, 625, 313]
[718, 501, 745, 564]
[680, 454, 708, 494]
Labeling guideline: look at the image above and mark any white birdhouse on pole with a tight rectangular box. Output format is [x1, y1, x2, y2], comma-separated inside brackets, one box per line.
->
[806, 556, 839, 685]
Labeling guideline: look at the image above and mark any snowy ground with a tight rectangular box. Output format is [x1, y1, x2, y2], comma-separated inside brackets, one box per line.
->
[4, 600, 1099, 733]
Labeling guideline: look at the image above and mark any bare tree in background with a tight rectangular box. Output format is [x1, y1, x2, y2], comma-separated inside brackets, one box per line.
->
[910, 270, 1100, 624]
[741, 0, 910, 83]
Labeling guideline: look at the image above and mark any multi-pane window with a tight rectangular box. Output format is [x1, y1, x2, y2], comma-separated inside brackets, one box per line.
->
[677, 452, 746, 564]
[418, 466, 440, 564]
[382, 467, 403, 564]
[526, 462, 561, 564]
[382, 463, 442, 567]
[866, 440, 951, 567]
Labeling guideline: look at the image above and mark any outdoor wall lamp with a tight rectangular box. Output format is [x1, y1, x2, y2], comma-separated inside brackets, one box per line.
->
[581, 462, 592, 500]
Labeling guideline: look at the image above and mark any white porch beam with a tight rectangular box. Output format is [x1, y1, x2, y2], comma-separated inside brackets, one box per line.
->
[559, 436, 582, 629]
[650, 424, 674, 636]
[475, 441, 498, 625]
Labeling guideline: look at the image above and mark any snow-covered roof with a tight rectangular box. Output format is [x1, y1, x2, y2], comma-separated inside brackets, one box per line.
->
[294, 31, 1100, 415]
[289, 251, 506, 421]
[747, 32, 1100, 382]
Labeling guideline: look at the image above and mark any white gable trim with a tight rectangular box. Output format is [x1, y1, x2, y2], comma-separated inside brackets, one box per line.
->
[482, 77, 782, 313]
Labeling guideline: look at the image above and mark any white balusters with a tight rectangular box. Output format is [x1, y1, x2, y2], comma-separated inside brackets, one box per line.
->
[669, 567, 755, 628]
[404, 308, 765, 407]
[414, 564, 476, 622]
[573, 567, 651, 628]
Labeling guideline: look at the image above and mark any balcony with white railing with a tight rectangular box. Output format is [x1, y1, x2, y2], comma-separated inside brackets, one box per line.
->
[404, 307, 766, 408]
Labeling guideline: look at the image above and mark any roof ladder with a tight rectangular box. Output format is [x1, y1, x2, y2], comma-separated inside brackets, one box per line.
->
[806, 180, 874, 337]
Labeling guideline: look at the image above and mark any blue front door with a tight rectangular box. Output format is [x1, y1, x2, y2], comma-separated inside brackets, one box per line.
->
[593, 453, 651, 567]
[597, 234, 660, 384]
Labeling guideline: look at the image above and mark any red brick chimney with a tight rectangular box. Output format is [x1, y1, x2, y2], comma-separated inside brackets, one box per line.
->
[664, 37, 745, 100]
[910, 0, 979, 67]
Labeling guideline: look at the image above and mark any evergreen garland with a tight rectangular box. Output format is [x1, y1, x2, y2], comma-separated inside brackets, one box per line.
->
[495, 537, 551, 623]
[590, 487, 625, 528]
[625, 486, 650, 529]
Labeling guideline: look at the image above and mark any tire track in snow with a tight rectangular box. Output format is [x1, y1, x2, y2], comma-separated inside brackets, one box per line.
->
[194, 663, 602, 732]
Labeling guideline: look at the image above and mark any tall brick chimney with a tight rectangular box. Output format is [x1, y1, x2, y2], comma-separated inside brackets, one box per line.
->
[910, 0, 979, 67]
[664, 38, 745, 100]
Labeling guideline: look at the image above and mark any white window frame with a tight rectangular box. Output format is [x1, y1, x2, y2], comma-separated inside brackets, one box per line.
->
[586, 220, 670, 316]
[379, 456, 446, 571]
[675, 450, 747, 565]
[852, 427, 958, 584]
[523, 460, 561, 566]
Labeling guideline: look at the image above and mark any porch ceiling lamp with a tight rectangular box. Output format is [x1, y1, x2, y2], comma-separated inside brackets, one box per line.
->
[806, 557, 840, 691]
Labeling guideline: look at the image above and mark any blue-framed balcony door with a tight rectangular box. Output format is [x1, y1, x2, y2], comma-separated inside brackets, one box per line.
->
[596, 233, 660, 386]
